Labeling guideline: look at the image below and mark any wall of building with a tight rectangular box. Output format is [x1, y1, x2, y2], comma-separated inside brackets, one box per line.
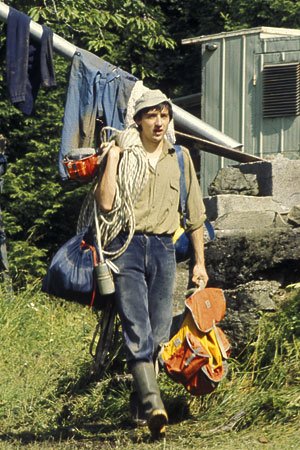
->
[197, 29, 300, 194]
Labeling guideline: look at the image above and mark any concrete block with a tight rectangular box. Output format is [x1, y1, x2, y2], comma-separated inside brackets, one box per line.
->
[234, 156, 300, 208]
[208, 167, 259, 196]
[204, 194, 288, 221]
[213, 210, 276, 230]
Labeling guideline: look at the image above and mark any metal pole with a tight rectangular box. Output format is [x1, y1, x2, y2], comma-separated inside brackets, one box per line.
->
[172, 104, 242, 150]
[0, 1, 76, 58]
[0, 1, 258, 160]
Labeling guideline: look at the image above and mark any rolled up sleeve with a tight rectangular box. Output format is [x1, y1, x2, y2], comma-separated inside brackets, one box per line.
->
[182, 148, 206, 232]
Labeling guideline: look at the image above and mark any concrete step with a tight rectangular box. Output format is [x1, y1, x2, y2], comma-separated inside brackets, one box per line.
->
[204, 194, 288, 222]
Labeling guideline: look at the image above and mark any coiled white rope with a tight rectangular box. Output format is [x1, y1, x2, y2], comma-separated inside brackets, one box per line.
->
[77, 126, 149, 260]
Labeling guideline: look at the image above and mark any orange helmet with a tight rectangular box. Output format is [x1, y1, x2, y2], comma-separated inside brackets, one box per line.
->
[63, 148, 99, 182]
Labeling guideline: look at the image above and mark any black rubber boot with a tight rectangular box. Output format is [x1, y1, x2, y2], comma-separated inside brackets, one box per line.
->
[131, 361, 168, 439]
[129, 390, 147, 426]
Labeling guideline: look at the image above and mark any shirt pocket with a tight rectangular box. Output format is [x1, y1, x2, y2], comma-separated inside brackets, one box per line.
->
[169, 177, 180, 206]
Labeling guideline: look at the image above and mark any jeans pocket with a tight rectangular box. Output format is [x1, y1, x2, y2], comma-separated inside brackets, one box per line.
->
[155, 235, 175, 253]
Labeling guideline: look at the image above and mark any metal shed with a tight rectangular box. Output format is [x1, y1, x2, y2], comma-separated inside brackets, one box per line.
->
[182, 27, 300, 192]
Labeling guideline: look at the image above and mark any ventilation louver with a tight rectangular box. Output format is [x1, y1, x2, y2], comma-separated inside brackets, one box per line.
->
[263, 62, 300, 118]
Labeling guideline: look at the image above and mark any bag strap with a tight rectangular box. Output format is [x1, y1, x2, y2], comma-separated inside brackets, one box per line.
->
[174, 144, 215, 241]
[174, 145, 187, 227]
[94, 200, 104, 263]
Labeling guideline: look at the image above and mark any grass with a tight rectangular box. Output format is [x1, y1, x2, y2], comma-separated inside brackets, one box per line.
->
[0, 281, 299, 449]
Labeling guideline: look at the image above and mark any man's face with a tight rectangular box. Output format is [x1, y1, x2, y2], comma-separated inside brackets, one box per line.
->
[137, 106, 170, 147]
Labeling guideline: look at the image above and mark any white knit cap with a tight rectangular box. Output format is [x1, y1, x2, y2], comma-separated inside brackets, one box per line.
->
[133, 89, 172, 118]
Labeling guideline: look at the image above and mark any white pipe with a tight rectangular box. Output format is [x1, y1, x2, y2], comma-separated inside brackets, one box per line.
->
[0, 1, 76, 58]
[172, 104, 242, 149]
[0, 1, 246, 154]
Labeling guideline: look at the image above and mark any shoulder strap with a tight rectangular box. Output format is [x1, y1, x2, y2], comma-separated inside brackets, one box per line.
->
[174, 145, 187, 227]
[174, 144, 215, 241]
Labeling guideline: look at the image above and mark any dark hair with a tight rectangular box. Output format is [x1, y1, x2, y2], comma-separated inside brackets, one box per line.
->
[134, 101, 173, 123]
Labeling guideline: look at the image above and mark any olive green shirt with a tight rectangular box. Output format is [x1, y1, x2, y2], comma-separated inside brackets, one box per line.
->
[134, 140, 206, 234]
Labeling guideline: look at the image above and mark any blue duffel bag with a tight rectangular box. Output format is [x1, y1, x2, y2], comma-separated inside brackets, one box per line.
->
[42, 227, 109, 309]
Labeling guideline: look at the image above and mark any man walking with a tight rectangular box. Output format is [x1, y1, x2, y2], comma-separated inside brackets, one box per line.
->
[94, 90, 208, 438]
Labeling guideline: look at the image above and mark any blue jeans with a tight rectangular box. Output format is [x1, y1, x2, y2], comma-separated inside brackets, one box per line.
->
[6, 8, 56, 115]
[108, 233, 176, 366]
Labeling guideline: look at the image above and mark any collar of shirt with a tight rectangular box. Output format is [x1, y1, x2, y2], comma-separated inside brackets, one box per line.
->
[161, 139, 176, 156]
[147, 139, 175, 172]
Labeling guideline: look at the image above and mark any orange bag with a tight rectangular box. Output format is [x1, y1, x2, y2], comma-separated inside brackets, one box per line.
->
[159, 288, 230, 396]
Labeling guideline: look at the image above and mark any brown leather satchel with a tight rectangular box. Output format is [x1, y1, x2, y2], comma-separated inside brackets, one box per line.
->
[159, 288, 231, 396]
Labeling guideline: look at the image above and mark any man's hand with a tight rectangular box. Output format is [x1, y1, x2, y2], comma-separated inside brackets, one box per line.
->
[99, 140, 123, 162]
[192, 263, 209, 289]
[189, 226, 209, 289]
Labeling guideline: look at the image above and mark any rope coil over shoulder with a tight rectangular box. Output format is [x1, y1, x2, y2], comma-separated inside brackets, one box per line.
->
[77, 126, 149, 260]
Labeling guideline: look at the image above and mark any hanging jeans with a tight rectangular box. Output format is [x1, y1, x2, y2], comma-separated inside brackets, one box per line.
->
[6, 8, 56, 115]
[6, 8, 30, 108]
[107, 233, 176, 367]
[58, 49, 137, 179]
